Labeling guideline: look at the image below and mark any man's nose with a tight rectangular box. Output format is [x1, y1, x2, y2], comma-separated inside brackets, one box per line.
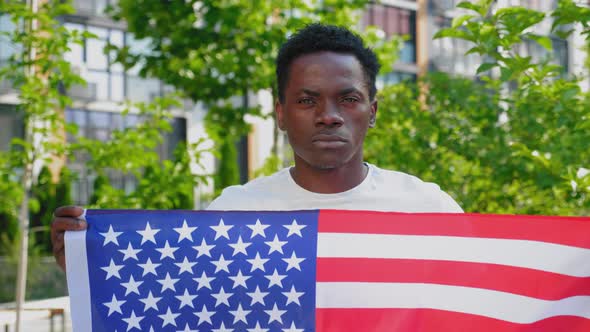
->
[315, 100, 344, 127]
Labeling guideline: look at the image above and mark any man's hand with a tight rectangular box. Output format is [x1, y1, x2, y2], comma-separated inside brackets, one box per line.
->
[51, 206, 86, 272]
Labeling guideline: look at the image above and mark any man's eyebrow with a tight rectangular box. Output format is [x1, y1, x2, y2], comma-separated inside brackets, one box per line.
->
[301, 89, 320, 97]
[338, 87, 362, 95]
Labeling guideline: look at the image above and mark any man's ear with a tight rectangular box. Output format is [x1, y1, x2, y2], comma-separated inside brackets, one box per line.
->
[275, 100, 286, 130]
[369, 100, 377, 128]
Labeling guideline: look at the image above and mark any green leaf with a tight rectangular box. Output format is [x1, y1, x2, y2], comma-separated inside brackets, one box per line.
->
[527, 34, 552, 51]
[452, 15, 475, 29]
[476, 62, 497, 74]
[456, 1, 482, 14]
[500, 67, 513, 81]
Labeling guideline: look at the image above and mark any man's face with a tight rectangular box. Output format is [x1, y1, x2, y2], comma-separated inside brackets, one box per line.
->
[276, 51, 377, 170]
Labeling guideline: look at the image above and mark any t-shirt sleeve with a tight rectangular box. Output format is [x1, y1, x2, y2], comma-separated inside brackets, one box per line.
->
[205, 186, 245, 211]
[437, 190, 464, 213]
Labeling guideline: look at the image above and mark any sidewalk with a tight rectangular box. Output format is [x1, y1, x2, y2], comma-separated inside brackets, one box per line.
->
[0, 296, 71, 332]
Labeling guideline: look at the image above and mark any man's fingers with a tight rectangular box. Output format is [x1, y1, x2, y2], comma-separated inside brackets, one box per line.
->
[53, 206, 84, 218]
[51, 217, 87, 232]
[53, 232, 65, 252]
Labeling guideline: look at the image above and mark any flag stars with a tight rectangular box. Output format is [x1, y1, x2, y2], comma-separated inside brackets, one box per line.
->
[248, 219, 270, 238]
[247, 253, 269, 272]
[139, 291, 161, 311]
[211, 218, 233, 240]
[247, 286, 269, 306]
[283, 251, 305, 271]
[265, 303, 287, 324]
[174, 257, 197, 275]
[122, 310, 143, 331]
[211, 254, 233, 273]
[137, 222, 160, 245]
[194, 305, 215, 326]
[101, 259, 124, 280]
[282, 322, 304, 332]
[100, 225, 122, 246]
[265, 269, 287, 288]
[284, 219, 306, 238]
[175, 289, 197, 309]
[193, 238, 215, 258]
[211, 287, 233, 307]
[265, 234, 287, 255]
[229, 235, 251, 256]
[228, 270, 251, 289]
[157, 272, 179, 292]
[194, 271, 215, 290]
[156, 240, 179, 260]
[177, 323, 198, 332]
[229, 303, 251, 324]
[138, 258, 160, 277]
[247, 322, 269, 332]
[103, 294, 125, 316]
[121, 275, 143, 296]
[159, 307, 180, 327]
[283, 285, 304, 306]
[118, 242, 142, 261]
[212, 322, 233, 332]
[174, 219, 197, 242]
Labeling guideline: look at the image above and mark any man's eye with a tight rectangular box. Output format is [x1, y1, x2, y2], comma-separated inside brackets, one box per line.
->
[298, 98, 315, 104]
[343, 97, 359, 103]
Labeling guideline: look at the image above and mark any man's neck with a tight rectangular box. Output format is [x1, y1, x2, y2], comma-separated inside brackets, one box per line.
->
[290, 160, 369, 194]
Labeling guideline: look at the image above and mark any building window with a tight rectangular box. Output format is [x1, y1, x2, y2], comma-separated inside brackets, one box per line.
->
[65, 108, 187, 204]
[362, 3, 417, 64]
[0, 105, 23, 151]
[431, 16, 482, 76]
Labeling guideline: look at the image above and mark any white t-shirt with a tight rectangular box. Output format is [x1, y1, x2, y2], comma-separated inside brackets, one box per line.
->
[206, 163, 463, 213]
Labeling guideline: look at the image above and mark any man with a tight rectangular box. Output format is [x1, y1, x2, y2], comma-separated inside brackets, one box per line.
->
[51, 23, 462, 270]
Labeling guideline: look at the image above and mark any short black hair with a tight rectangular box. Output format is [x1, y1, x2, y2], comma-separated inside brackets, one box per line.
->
[276, 23, 380, 104]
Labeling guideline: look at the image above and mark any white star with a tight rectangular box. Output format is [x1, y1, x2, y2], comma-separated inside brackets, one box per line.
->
[211, 254, 233, 273]
[177, 323, 198, 332]
[282, 251, 305, 271]
[229, 303, 251, 324]
[138, 258, 160, 277]
[103, 294, 125, 316]
[284, 219, 306, 237]
[228, 270, 251, 289]
[247, 253, 269, 272]
[139, 291, 161, 311]
[175, 257, 197, 275]
[156, 240, 179, 260]
[282, 285, 304, 306]
[175, 289, 197, 309]
[101, 259, 124, 280]
[247, 219, 269, 238]
[265, 303, 286, 324]
[193, 238, 215, 258]
[228, 235, 251, 256]
[211, 218, 233, 240]
[174, 219, 197, 242]
[212, 322, 233, 332]
[211, 287, 233, 307]
[194, 305, 215, 326]
[282, 322, 304, 332]
[100, 225, 122, 246]
[265, 234, 287, 255]
[194, 271, 215, 290]
[122, 310, 143, 331]
[157, 272, 179, 292]
[137, 222, 160, 245]
[247, 322, 269, 332]
[118, 242, 141, 261]
[265, 269, 286, 288]
[121, 275, 143, 296]
[159, 307, 180, 327]
[247, 286, 268, 306]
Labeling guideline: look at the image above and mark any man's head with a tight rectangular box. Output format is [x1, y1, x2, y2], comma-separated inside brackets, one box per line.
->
[275, 24, 380, 171]
[276, 23, 381, 104]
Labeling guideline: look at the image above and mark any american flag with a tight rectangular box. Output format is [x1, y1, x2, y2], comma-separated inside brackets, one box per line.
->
[65, 210, 590, 331]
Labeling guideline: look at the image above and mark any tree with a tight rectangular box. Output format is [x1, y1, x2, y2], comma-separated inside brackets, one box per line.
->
[365, 0, 590, 215]
[106, 0, 400, 190]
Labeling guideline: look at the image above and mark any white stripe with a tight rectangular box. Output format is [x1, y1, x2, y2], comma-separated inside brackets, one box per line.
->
[65, 228, 91, 331]
[316, 282, 590, 323]
[317, 233, 590, 277]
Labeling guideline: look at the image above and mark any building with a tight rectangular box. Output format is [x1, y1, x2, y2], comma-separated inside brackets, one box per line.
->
[1, 0, 586, 209]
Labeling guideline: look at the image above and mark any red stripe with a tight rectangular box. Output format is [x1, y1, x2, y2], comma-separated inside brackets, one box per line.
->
[318, 210, 590, 249]
[316, 258, 590, 300]
[316, 308, 590, 332]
